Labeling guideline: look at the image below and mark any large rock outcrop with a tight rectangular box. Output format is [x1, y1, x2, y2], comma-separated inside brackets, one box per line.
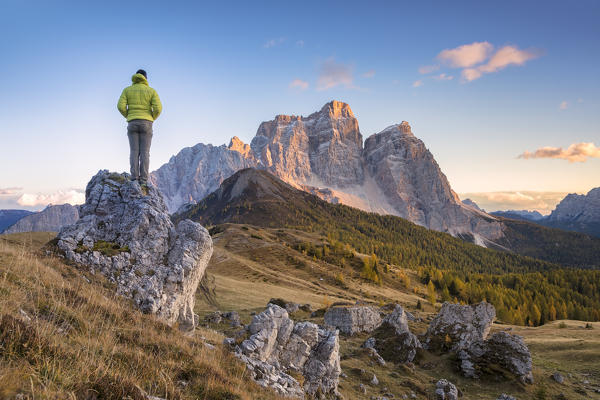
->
[57, 170, 213, 329]
[150, 101, 504, 244]
[237, 304, 341, 398]
[324, 305, 382, 335]
[3, 204, 79, 234]
[423, 302, 496, 352]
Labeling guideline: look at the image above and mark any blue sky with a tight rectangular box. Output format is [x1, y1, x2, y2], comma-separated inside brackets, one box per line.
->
[0, 0, 599, 212]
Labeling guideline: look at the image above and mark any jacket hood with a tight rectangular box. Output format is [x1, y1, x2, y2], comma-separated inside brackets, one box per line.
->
[131, 73, 148, 85]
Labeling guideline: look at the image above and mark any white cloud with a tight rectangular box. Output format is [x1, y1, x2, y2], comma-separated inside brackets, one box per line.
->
[458, 191, 568, 214]
[17, 190, 85, 207]
[461, 68, 483, 82]
[418, 65, 440, 74]
[289, 79, 309, 90]
[316, 58, 354, 91]
[433, 73, 453, 81]
[412, 80, 423, 88]
[461, 45, 540, 82]
[263, 37, 286, 48]
[424, 42, 540, 83]
[362, 69, 375, 78]
[559, 101, 568, 110]
[518, 142, 600, 163]
[437, 42, 494, 68]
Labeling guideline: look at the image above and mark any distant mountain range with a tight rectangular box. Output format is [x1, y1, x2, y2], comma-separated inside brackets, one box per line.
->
[474, 188, 600, 238]
[1, 204, 79, 234]
[175, 168, 600, 268]
[152, 101, 503, 246]
[490, 210, 545, 222]
[543, 188, 600, 237]
[0, 209, 34, 232]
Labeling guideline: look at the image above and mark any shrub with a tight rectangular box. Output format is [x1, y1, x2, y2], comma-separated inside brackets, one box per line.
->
[322, 295, 332, 309]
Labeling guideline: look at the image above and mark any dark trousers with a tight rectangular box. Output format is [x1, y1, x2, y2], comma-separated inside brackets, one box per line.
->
[127, 119, 153, 182]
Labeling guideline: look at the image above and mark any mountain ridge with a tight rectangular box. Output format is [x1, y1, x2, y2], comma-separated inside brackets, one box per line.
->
[0, 209, 34, 233]
[153, 100, 503, 244]
[2, 204, 79, 234]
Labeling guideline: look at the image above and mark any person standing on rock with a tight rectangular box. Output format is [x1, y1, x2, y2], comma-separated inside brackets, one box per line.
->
[117, 69, 162, 185]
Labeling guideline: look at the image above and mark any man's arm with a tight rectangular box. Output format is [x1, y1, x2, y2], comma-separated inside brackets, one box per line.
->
[117, 89, 128, 118]
[151, 89, 162, 120]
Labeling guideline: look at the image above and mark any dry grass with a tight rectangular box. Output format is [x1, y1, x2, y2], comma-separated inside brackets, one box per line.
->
[0, 232, 283, 400]
[196, 224, 426, 315]
[2, 228, 599, 400]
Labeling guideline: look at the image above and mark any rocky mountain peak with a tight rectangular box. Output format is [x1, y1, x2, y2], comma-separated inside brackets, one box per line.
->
[249, 100, 363, 188]
[319, 100, 355, 119]
[228, 136, 253, 158]
[547, 186, 600, 228]
[398, 121, 413, 135]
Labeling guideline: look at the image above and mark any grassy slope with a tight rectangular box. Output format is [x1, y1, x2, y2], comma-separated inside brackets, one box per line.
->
[197, 224, 600, 400]
[0, 232, 282, 400]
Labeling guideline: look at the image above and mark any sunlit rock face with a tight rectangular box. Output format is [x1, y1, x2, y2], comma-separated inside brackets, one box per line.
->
[363, 123, 504, 240]
[151, 101, 504, 243]
[251, 100, 364, 187]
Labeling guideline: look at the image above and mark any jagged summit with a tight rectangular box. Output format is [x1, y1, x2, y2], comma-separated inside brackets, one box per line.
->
[315, 100, 355, 119]
[227, 136, 253, 158]
[271, 100, 355, 122]
[376, 121, 413, 137]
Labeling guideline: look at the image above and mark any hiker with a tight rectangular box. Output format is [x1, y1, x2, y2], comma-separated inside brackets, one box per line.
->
[117, 69, 162, 185]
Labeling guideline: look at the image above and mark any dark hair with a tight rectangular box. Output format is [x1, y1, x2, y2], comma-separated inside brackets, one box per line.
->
[136, 69, 147, 79]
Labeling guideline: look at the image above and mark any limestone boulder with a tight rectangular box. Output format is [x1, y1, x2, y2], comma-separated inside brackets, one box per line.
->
[369, 305, 422, 364]
[423, 302, 495, 352]
[458, 331, 534, 384]
[239, 304, 341, 398]
[324, 305, 382, 335]
[435, 379, 459, 400]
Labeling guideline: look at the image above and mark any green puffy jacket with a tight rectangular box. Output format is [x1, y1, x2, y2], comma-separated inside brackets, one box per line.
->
[117, 73, 162, 122]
